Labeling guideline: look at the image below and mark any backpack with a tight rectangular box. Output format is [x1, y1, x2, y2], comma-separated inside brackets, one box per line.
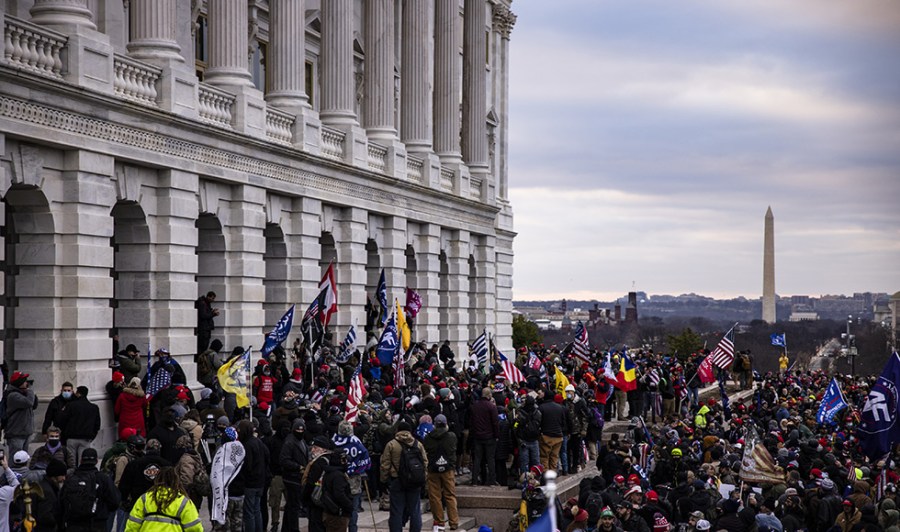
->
[584, 490, 605, 524]
[197, 352, 213, 383]
[518, 409, 541, 441]
[397, 441, 426, 490]
[740, 354, 751, 371]
[589, 407, 604, 429]
[428, 437, 452, 474]
[193, 466, 211, 497]
[62, 470, 100, 523]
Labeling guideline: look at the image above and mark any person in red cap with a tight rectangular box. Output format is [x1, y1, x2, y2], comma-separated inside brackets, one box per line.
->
[5, 370, 37, 454]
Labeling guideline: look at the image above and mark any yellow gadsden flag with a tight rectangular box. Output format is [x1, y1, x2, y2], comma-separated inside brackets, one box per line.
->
[396, 299, 411, 352]
[217, 348, 251, 408]
[554, 365, 570, 396]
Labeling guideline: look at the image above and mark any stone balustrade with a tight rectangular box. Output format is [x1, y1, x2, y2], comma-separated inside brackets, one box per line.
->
[407, 155, 424, 184]
[113, 54, 161, 106]
[470, 177, 482, 200]
[2, 15, 65, 79]
[321, 126, 345, 161]
[197, 83, 235, 128]
[265, 107, 295, 145]
[367, 142, 388, 173]
[440, 167, 455, 192]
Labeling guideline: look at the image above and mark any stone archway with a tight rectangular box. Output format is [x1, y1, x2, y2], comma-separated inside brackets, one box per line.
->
[196, 213, 227, 351]
[110, 201, 152, 354]
[263, 223, 290, 331]
[2, 185, 56, 379]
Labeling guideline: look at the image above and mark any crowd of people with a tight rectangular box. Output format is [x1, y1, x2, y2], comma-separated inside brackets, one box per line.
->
[0, 317, 896, 532]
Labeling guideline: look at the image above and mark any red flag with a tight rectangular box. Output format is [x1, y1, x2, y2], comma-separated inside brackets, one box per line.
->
[318, 262, 338, 327]
[405, 288, 422, 319]
[698, 355, 716, 384]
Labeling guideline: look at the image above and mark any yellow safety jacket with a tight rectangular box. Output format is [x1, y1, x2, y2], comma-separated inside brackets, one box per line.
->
[125, 488, 203, 532]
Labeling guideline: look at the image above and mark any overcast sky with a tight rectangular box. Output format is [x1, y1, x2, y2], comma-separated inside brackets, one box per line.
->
[508, 0, 900, 301]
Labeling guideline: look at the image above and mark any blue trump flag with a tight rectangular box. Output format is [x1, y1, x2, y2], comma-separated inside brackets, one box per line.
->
[858, 352, 900, 460]
[771, 333, 786, 348]
[526, 505, 555, 532]
[817, 377, 848, 425]
[261, 305, 295, 355]
[376, 311, 399, 366]
[376, 268, 388, 326]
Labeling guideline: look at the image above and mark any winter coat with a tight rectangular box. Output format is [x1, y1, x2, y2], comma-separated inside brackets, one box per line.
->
[469, 397, 500, 440]
[61, 465, 121, 528]
[496, 415, 515, 459]
[539, 400, 569, 437]
[115, 386, 147, 439]
[180, 418, 202, 449]
[41, 393, 71, 434]
[239, 436, 270, 489]
[322, 456, 354, 517]
[880, 499, 900, 532]
[280, 433, 309, 486]
[175, 451, 205, 495]
[5, 386, 37, 438]
[117, 352, 142, 383]
[125, 488, 203, 532]
[33, 477, 61, 532]
[147, 423, 187, 464]
[848, 480, 874, 509]
[694, 405, 710, 429]
[119, 453, 172, 510]
[61, 395, 101, 440]
[836, 508, 862, 532]
[380, 430, 428, 482]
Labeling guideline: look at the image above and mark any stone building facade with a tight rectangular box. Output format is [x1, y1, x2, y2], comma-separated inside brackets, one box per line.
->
[0, 0, 516, 436]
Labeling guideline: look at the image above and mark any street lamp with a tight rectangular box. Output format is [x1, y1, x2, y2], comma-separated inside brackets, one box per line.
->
[841, 315, 857, 375]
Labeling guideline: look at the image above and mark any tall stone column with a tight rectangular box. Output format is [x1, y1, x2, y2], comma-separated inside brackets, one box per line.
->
[321, 0, 368, 167]
[30, 0, 97, 30]
[204, 0, 266, 137]
[434, 0, 461, 162]
[148, 169, 200, 362]
[266, 0, 322, 154]
[292, 197, 324, 311]
[446, 230, 471, 363]
[493, 4, 515, 201]
[333, 207, 368, 333]
[415, 224, 442, 345]
[221, 185, 267, 350]
[364, 0, 407, 178]
[462, 0, 489, 193]
[126, 0, 198, 117]
[126, 0, 182, 61]
[401, 0, 442, 186]
[471, 234, 496, 341]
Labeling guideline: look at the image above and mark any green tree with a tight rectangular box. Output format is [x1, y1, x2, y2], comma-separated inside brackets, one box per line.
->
[667, 327, 703, 359]
[512, 314, 542, 350]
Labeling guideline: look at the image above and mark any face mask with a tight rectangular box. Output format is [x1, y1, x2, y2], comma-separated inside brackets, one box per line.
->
[62, 391, 73, 399]
[48, 438, 60, 445]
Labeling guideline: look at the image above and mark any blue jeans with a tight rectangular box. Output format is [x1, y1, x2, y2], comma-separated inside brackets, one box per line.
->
[560, 436, 569, 473]
[349, 491, 363, 532]
[688, 387, 699, 407]
[519, 440, 540, 474]
[243, 487, 264, 532]
[389, 479, 421, 532]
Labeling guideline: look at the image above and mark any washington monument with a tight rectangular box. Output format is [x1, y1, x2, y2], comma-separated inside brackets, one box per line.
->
[762, 206, 776, 323]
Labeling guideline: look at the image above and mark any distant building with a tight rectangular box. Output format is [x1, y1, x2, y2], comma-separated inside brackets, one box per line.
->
[790, 310, 819, 322]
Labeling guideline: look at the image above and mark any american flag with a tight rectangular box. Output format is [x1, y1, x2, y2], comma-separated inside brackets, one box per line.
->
[637, 442, 650, 471]
[877, 465, 888, 501]
[471, 330, 489, 368]
[499, 350, 525, 383]
[571, 321, 591, 363]
[648, 368, 660, 387]
[393, 346, 406, 388]
[345, 360, 366, 424]
[146, 364, 171, 398]
[708, 324, 737, 369]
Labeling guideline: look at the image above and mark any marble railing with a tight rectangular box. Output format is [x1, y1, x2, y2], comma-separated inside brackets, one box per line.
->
[407, 155, 424, 184]
[469, 177, 482, 200]
[113, 54, 160, 106]
[440, 167, 454, 192]
[265, 107, 294, 145]
[367, 143, 387, 173]
[321, 126, 345, 161]
[2, 15, 65, 79]
[197, 83, 235, 128]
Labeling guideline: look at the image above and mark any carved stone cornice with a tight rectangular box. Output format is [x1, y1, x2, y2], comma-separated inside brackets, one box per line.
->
[0, 93, 499, 230]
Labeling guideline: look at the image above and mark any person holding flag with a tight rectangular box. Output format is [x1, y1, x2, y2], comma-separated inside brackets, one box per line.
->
[817, 377, 849, 426]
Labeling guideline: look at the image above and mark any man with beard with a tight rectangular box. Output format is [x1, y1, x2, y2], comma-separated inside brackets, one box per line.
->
[616, 502, 650, 532]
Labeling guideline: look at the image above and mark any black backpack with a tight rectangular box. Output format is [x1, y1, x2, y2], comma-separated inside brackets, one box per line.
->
[585, 490, 604, 524]
[519, 409, 541, 441]
[62, 470, 99, 523]
[397, 441, 426, 489]
[428, 437, 452, 474]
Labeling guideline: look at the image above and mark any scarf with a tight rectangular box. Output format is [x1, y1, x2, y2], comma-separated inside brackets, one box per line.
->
[210, 441, 245, 524]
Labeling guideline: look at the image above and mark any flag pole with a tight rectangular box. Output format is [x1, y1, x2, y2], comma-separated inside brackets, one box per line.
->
[247, 346, 254, 423]
[545, 470, 558, 531]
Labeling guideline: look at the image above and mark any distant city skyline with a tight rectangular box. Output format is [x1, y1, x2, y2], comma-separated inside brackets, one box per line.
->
[509, 1, 900, 301]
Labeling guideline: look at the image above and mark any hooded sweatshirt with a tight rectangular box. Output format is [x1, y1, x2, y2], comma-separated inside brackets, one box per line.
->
[880, 498, 900, 532]
[380, 430, 428, 483]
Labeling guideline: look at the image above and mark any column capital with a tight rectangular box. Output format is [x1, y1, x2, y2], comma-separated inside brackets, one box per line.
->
[492, 4, 517, 39]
